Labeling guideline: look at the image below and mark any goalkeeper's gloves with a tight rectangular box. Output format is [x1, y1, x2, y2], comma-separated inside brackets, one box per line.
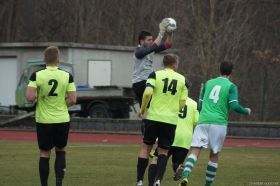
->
[158, 18, 170, 38]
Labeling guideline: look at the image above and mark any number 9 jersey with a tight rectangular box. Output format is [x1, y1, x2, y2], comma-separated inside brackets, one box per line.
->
[145, 68, 188, 125]
[28, 66, 76, 124]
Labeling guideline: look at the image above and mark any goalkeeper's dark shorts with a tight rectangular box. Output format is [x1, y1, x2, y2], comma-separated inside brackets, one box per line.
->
[36, 122, 70, 151]
[132, 80, 146, 107]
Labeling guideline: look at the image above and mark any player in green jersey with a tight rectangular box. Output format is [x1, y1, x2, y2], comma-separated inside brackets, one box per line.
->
[177, 61, 251, 186]
[147, 97, 199, 186]
[135, 54, 188, 186]
[26, 46, 76, 186]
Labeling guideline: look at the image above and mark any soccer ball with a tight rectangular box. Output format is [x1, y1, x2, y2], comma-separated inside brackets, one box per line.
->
[166, 18, 177, 32]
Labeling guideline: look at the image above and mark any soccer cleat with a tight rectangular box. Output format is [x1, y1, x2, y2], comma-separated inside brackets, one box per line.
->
[174, 164, 185, 181]
[153, 179, 160, 186]
[136, 180, 143, 186]
[180, 178, 188, 186]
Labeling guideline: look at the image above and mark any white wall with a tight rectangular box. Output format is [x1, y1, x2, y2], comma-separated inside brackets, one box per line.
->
[0, 57, 17, 106]
[88, 60, 111, 87]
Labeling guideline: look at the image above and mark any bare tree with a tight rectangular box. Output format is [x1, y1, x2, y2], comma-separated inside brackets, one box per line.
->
[0, 0, 279, 121]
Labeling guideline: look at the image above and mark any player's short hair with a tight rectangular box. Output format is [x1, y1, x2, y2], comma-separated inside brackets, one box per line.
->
[138, 31, 152, 44]
[44, 46, 59, 64]
[220, 61, 233, 76]
[163, 54, 179, 67]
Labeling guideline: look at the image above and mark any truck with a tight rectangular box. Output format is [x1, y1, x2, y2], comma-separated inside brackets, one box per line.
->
[15, 60, 135, 118]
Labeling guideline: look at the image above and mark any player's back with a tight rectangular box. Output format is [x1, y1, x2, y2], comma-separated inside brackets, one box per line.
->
[146, 68, 188, 125]
[198, 77, 233, 125]
[173, 97, 199, 149]
[178, 98, 198, 127]
[31, 66, 73, 123]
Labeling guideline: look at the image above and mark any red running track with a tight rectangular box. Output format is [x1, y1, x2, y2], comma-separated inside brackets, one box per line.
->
[0, 130, 280, 148]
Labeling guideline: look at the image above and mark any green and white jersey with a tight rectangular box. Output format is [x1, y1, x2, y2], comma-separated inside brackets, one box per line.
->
[146, 68, 188, 125]
[28, 66, 76, 124]
[198, 77, 238, 125]
[172, 98, 199, 149]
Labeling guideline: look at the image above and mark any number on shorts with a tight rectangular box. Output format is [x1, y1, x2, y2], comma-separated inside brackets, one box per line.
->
[209, 85, 221, 103]
[162, 78, 177, 95]
[178, 105, 187, 119]
[48, 79, 58, 96]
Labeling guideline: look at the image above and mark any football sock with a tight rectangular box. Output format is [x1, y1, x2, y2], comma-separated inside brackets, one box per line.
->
[55, 151, 66, 186]
[137, 157, 149, 182]
[155, 154, 168, 181]
[39, 157, 50, 186]
[205, 161, 218, 186]
[148, 164, 157, 186]
[182, 154, 197, 179]
[172, 163, 180, 172]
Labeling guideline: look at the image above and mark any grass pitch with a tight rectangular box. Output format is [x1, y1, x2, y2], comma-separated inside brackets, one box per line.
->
[0, 141, 279, 186]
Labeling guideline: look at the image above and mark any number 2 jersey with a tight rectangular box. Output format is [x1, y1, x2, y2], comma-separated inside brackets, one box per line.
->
[28, 66, 76, 124]
[146, 68, 188, 125]
[198, 77, 241, 125]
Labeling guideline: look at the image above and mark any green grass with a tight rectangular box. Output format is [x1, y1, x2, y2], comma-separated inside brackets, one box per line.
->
[0, 141, 279, 186]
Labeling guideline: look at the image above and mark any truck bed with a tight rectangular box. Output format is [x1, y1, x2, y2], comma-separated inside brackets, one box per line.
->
[76, 86, 134, 99]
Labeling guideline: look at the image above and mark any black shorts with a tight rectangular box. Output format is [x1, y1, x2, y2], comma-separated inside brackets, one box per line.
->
[36, 123, 70, 151]
[143, 119, 176, 150]
[154, 146, 188, 164]
[132, 80, 146, 107]
[169, 147, 189, 164]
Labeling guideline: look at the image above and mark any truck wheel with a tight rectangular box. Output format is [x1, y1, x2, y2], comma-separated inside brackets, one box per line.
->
[113, 109, 130, 118]
[88, 104, 111, 118]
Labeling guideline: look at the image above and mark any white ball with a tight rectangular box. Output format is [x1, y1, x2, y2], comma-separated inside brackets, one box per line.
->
[166, 18, 177, 32]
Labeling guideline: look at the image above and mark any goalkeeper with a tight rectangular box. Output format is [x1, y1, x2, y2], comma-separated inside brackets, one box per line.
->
[132, 18, 173, 109]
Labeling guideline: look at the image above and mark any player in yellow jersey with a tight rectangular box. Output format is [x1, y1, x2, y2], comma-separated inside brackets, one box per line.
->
[26, 46, 76, 186]
[147, 96, 199, 186]
[135, 54, 188, 186]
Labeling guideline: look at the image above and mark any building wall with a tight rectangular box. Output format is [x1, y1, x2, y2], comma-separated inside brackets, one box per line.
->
[71, 48, 164, 87]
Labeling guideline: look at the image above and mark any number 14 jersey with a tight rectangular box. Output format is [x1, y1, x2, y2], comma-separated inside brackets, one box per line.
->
[28, 66, 76, 124]
[145, 68, 188, 125]
[199, 77, 239, 125]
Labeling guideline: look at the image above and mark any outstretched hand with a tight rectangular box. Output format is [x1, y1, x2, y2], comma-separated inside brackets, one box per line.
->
[245, 108, 251, 115]
[159, 18, 170, 37]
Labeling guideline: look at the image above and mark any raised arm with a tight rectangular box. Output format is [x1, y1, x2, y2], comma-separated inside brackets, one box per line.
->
[135, 44, 163, 59]
[153, 18, 170, 46]
[154, 32, 173, 53]
[135, 39, 172, 59]
[135, 19, 172, 59]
